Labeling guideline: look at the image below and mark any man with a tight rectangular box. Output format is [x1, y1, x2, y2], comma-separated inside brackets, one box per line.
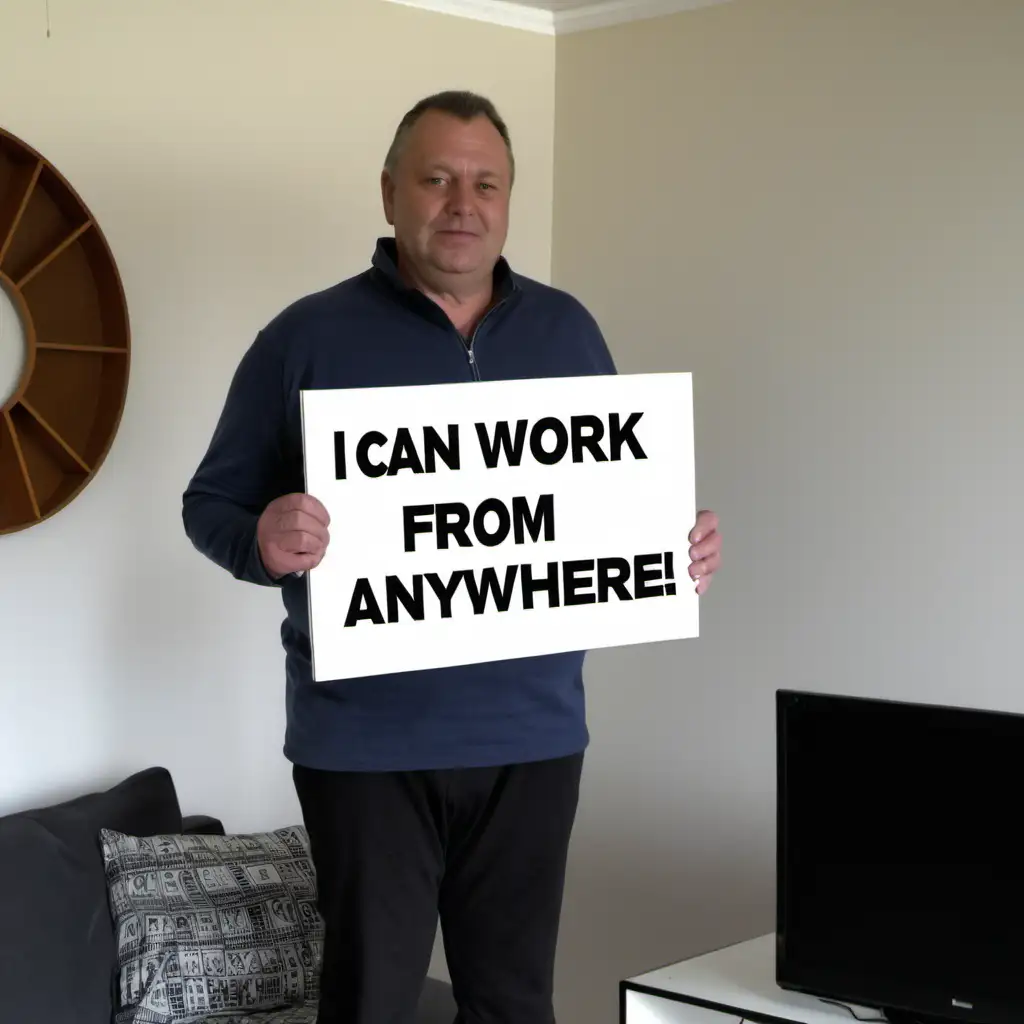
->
[182, 91, 722, 1024]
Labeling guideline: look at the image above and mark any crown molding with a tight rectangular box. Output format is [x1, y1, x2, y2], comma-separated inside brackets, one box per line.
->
[554, 0, 730, 34]
[380, 0, 731, 35]
[380, 0, 555, 35]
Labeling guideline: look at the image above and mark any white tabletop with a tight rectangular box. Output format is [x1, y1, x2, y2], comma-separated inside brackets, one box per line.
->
[626, 934, 881, 1023]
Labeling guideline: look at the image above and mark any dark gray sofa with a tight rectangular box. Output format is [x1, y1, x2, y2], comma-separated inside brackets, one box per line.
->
[0, 766, 455, 1024]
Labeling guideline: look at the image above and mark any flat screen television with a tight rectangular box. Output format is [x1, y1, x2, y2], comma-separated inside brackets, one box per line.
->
[776, 689, 1024, 1024]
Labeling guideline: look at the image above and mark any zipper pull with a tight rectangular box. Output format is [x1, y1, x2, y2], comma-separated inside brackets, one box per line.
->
[468, 349, 476, 365]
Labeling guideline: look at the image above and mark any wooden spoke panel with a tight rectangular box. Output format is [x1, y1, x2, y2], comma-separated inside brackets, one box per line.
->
[0, 127, 130, 534]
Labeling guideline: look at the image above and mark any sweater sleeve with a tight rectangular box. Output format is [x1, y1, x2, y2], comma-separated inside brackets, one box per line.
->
[181, 330, 292, 587]
[572, 296, 619, 376]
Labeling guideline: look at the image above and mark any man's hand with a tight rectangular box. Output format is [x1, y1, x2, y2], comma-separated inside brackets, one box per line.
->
[688, 509, 721, 596]
[257, 493, 331, 579]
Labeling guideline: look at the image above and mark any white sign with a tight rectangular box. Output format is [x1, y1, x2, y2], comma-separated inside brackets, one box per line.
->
[300, 372, 698, 682]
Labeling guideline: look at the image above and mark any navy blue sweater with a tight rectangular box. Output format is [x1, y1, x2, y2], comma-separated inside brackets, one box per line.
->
[182, 239, 617, 772]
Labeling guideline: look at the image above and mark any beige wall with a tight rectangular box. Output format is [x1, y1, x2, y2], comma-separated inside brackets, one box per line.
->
[0, 0, 553, 823]
[4, 0, 1024, 1020]
[553, 1, 1024, 1021]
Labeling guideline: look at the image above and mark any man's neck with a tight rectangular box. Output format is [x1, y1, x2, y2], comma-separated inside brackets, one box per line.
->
[397, 255, 494, 337]
[432, 288, 494, 338]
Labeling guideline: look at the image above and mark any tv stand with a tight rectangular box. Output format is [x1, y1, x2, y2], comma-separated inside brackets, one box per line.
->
[620, 938, 992, 1024]
[622, 934, 890, 1023]
[884, 1011, 957, 1024]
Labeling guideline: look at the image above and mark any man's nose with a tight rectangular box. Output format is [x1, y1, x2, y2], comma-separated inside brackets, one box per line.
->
[445, 179, 477, 215]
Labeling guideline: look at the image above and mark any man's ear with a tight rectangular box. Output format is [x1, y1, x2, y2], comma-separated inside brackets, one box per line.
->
[381, 170, 396, 226]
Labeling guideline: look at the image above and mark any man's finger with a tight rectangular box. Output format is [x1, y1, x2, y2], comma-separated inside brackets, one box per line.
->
[278, 531, 327, 556]
[689, 509, 718, 544]
[278, 511, 330, 544]
[298, 493, 331, 527]
[292, 550, 325, 572]
[267, 546, 325, 576]
[275, 492, 331, 528]
[688, 551, 721, 580]
[689, 529, 720, 560]
[277, 508, 328, 535]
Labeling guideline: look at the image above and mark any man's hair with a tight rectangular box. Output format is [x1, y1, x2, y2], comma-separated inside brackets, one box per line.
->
[383, 90, 516, 185]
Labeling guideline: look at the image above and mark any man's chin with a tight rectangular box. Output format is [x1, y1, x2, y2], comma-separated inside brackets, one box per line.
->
[428, 253, 482, 276]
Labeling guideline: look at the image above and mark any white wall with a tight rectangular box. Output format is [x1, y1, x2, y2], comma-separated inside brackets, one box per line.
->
[0, 0, 555, 829]
[552, 1, 1024, 1021]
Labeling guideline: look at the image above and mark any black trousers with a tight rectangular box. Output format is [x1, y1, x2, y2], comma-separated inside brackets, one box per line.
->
[292, 753, 584, 1024]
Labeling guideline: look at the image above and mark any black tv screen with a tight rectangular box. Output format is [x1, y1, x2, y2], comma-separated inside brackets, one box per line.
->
[776, 689, 1024, 1024]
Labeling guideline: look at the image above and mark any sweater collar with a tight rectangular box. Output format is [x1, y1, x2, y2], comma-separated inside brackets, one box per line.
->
[370, 236, 519, 304]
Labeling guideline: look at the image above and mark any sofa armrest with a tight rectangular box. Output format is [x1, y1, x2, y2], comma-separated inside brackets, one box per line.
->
[182, 814, 225, 836]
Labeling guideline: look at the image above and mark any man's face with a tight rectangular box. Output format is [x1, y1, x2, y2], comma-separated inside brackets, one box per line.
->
[382, 110, 512, 290]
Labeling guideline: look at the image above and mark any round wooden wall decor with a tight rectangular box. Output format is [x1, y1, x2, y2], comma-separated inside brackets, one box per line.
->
[0, 127, 130, 535]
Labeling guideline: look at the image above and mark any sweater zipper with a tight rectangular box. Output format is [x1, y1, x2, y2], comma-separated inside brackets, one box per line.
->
[461, 299, 507, 382]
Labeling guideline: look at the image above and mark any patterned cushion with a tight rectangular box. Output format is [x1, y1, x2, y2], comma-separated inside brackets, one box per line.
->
[101, 826, 323, 1024]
